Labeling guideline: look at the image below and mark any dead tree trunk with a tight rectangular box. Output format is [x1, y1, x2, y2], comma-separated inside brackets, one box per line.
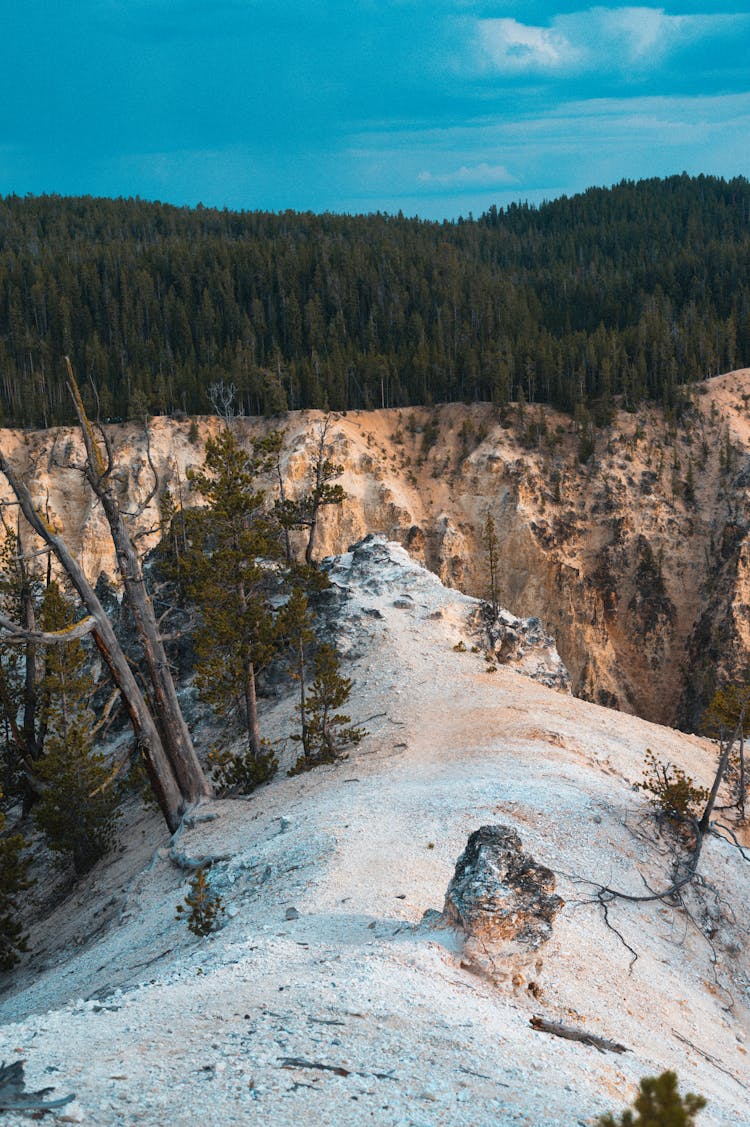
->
[242, 657, 262, 761]
[305, 418, 329, 567]
[698, 712, 743, 835]
[0, 448, 186, 830]
[304, 414, 344, 567]
[65, 361, 210, 809]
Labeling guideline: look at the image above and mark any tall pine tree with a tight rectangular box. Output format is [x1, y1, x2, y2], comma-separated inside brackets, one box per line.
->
[0, 526, 44, 806]
[186, 429, 280, 780]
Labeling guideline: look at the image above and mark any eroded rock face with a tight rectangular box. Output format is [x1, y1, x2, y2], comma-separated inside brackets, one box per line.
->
[6, 371, 750, 726]
[442, 825, 563, 972]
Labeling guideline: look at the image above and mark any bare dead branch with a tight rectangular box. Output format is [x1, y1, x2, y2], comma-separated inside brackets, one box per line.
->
[280, 1057, 351, 1077]
[91, 688, 122, 736]
[208, 380, 237, 425]
[121, 420, 160, 521]
[0, 610, 97, 645]
[168, 847, 231, 872]
[597, 889, 639, 971]
[131, 522, 163, 543]
[0, 1060, 74, 1114]
[87, 743, 136, 798]
[63, 360, 211, 821]
[95, 421, 115, 480]
[671, 1029, 747, 1090]
[712, 822, 750, 861]
[529, 1016, 628, 1054]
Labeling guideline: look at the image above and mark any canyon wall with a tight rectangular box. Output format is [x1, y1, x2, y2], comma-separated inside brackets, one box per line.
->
[3, 368, 750, 728]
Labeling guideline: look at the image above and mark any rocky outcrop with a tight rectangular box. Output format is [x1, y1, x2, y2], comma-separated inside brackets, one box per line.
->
[432, 825, 563, 984]
[319, 534, 570, 690]
[477, 606, 571, 692]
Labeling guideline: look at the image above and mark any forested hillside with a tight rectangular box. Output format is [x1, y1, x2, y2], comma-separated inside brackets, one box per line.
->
[1, 173, 749, 427]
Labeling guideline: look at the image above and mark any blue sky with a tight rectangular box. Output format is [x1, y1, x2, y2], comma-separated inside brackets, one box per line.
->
[1, 2, 749, 219]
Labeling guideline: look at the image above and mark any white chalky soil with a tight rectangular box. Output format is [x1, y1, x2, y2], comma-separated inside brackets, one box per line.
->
[1, 540, 748, 1125]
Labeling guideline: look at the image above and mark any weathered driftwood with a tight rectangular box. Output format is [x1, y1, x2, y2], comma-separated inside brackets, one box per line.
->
[279, 1056, 396, 1081]
[0, 1059, 74, 1112]
[530, 1016, 629, 1054]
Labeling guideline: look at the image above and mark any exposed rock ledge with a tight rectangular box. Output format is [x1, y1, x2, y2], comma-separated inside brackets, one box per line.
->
[321, 534, 570, 691]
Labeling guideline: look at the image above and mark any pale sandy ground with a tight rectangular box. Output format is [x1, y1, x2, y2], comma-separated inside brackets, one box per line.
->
[1, 541, 749, 1125]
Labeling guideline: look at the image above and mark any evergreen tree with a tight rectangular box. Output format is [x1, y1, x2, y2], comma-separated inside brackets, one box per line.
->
[1, 178, 750, 428]
[0, 793, 29, 971]
[0, 526, 44, 804]
[254, 428, 293, 564]
[186, 428, 280, 771]
[289, 643, 364, 773]
[175, 867, 224, 936]
[597, 1070, 705, 1126]
[32, 582, 119, 876]
[279, 585, 316, 754]
[482, 511, 500, 616]
[1, 389, 211, 833]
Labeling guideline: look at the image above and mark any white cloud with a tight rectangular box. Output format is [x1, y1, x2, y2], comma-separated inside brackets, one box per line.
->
[417, 161, 515, 187]
[475, 17, 582, 73]
[474, 7, 747, 76]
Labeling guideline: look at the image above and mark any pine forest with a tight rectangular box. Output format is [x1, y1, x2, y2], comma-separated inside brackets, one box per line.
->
[1, 173, 749, 428]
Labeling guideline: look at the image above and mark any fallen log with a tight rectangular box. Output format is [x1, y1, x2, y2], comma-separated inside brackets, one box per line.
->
[530, 1016, 629, 1054]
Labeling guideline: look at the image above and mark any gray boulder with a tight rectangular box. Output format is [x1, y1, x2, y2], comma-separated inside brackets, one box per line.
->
[437, 824, 563, 983]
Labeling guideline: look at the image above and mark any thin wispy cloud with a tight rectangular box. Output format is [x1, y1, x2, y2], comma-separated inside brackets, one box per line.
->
[340, 89, 750, 218]
[474, 7, 747, 76]
[418, 162, 516, 188]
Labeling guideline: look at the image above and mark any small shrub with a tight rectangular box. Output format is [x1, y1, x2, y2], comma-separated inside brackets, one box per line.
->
[176, 867, 224, 936]
[420, 415, 440, 457]
[597, 1069, 706, 1126]
[289, 644, 365, 774]
[636, 750, 709, 821]
[453, 641, 467, 652]
[208, 744, 277, 796]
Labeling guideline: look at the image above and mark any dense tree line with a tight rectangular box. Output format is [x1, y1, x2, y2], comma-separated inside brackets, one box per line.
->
[0, 173, 749, 428]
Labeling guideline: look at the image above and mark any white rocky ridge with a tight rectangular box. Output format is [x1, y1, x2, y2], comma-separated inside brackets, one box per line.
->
[0, 538, 748, 1126]
[321, 535, 570, 691]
